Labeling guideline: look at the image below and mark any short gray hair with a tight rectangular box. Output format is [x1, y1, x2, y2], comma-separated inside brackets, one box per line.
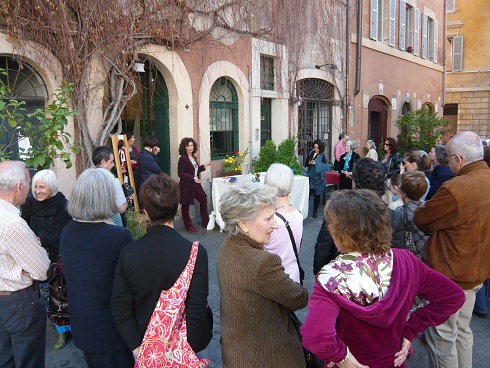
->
[347, 140, 357, 150]
[0, 161, 27, 193]
[265, 163, 294, 197]
[219, 180, 277, 235]
[31, 170, 59, 199]
[68, 168, 118, 221]
[449, 131, 483, 163]
[367, 140, 376, 150]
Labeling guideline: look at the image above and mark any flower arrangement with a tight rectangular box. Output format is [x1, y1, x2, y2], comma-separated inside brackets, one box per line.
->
[406, 45, 413, 53]
[222, 147, 249, 173]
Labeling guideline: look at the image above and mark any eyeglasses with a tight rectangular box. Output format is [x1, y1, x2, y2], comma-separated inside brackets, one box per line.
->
[442, 153, 460, 160]
[384, 143, 390, 146]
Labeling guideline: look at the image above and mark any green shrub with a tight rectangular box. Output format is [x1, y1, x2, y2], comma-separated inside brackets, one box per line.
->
[395, 108, 452, 153]
[125, 208, 147, 240]
[253, 140, 276, 173]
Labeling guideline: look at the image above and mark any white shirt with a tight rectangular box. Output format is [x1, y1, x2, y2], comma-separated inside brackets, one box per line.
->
[0, 199, 50, 291]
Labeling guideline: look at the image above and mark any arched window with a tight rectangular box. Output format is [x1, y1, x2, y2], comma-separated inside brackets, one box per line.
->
[209, 77, 238, 159]
[297, 78, 334, 162]
[0, 56, 48, 159]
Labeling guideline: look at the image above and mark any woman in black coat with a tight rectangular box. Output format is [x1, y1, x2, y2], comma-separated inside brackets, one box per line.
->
[111, 173, 213, 360]
[338, 140, 360, 190]
[60, 168, 134, 368]
[21, 169, 72, 350]
[380, 137, 404, 178]
[178, 137, 211, 232]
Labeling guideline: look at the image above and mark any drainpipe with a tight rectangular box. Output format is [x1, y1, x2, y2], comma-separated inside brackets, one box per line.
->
[248, 65, 253, 170]
[345, 0, 350, 133]
[442, 0, 447, 110]
[353, 0, 362, 96]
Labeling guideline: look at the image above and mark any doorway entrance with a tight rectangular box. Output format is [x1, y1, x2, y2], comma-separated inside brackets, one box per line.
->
[368, 97, 388, 149]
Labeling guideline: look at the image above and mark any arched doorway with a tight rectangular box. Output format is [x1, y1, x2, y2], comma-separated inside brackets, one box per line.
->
[368, 97, 388, 149]
[0, 56, 48, 160]
[115, 60, 170, 173]
[209, 77, 238, 159]
[297, 78, 334, 162]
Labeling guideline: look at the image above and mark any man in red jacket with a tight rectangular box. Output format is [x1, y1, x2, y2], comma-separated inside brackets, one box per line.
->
[414, 131, 490, 368]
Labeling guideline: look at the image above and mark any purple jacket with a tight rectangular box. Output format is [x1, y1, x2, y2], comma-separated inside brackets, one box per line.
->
[178, 155, 206, 205]
[301, 249, 465, 367]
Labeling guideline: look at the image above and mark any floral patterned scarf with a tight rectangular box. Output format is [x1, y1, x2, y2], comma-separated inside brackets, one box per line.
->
[317, 250, 393, 306]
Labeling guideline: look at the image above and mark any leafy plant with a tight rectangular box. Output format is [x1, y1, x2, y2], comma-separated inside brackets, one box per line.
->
[253, 140, 277, 173]
[395, 108, 452, 153]
[253, 138, 302, 174]
[222, 147, 249, 173]
[125, 208, 147, 240]
[0, 70, 79, 169]
[276, 138, 303, 174]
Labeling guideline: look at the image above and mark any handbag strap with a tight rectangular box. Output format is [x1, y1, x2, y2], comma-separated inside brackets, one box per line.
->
[275, 212, 303, 276]
[179, 241, 200, 297]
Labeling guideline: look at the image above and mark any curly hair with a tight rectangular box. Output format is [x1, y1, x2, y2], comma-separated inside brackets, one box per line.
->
[351, 158, 387, 197]
[325, 189, 392, 254]
[178, 137, 198, 156]
[313, 139, 325, 154]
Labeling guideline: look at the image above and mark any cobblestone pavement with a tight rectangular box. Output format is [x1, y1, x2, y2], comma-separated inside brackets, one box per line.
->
[46, 202, 490, 367]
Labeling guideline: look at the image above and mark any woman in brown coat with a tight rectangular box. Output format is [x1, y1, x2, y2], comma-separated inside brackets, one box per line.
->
[177, 137, 211, 232]
[217, 181, 309, 368]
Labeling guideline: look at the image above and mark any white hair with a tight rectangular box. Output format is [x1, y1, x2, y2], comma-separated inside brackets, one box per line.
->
[0, 161, 27, 193]
[31, 170, 59, 199]
[367, 140, 376, 150]
[347, 140, 357, 150]
[449, 131, 483, 164]
[265, 163, 294, 197]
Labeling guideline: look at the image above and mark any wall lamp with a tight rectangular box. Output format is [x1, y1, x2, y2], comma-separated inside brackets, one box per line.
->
[315, 63, 338, 70]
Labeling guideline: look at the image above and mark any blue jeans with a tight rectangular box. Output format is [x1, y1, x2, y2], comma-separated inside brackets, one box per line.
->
[474, 279, 488, 314]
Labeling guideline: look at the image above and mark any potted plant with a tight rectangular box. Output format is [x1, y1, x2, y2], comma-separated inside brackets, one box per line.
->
[222, 147, 249, 176]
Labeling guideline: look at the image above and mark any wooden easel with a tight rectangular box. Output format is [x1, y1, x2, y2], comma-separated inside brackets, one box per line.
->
[111, 134, 140, 213]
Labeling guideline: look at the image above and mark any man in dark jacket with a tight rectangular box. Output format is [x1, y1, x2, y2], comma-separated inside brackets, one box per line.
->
[313, 158, 404, 274]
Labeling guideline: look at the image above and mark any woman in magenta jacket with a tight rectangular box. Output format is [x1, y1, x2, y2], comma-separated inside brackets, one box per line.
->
[301, 189, 465, 368]
[178, 137, 211, 232]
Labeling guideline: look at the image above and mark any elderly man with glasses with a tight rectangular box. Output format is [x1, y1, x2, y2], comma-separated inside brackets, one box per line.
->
[414, 131, 490, 368]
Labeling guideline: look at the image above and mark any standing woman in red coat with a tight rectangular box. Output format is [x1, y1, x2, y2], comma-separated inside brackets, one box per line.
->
[178, 137, 211, 232]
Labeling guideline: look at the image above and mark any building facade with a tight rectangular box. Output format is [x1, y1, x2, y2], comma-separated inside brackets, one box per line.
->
[444, 0, 490, 137]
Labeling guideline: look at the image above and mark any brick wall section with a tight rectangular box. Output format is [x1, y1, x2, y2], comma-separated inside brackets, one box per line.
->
[446, 91, 490, 136]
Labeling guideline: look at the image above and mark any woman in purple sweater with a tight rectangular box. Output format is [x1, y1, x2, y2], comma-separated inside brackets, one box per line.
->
[301, 190, 465, 368]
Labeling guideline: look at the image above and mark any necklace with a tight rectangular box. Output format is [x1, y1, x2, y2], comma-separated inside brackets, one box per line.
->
[275, 204, 291, 210]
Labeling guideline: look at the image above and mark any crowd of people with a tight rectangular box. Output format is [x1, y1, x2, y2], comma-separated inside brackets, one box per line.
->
[0, 130, 489, 368]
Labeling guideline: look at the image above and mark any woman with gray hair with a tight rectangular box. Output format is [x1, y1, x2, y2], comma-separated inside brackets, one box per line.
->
[338, 140, 360, 190]
[217, 181, 309, 367]
[427, 145, 454, 200]
[21, 169, 72, 350]
[264, 163, 304, 284]
[365, 139, 378, 161]
[60, 168, 134, 368]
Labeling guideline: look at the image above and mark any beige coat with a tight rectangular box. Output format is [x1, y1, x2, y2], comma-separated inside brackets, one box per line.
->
[217, 232, 309, 368]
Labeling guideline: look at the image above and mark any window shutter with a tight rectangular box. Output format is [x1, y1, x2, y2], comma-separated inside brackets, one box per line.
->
[399, 0, 406, 50]
[370, 0, 378, 40]
[389, 0, 396, 46]
[453, 36, 463, 71]
[421, 13, 428, 59]
[447, 0, 455, 12]
[433, 20, 438, 63]
[414, 7, 420, 55]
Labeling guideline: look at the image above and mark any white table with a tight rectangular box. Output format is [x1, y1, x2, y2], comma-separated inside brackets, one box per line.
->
[211, 174, 310, 231]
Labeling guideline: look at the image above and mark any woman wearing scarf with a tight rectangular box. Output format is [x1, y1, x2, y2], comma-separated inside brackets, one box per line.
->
[338, 140, 360, 190]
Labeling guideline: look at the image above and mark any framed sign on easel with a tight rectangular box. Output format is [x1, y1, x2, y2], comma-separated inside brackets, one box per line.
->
[111, 134, 140, 213]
